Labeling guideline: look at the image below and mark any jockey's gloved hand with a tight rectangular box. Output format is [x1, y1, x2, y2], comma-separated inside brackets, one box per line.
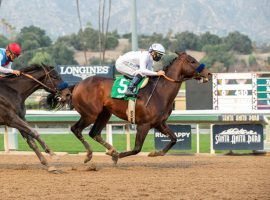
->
[12, 70, 21, 76]
[157, 70, 165, 76]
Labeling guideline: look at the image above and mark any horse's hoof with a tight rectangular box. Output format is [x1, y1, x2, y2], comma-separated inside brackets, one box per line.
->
[112, 153, 119, 165]
[84, 158, 91, 163]
[84, 152, 93, 163]
[41, 159, 48, 166]
[148, 151, 164, 157]
[148, 151, 157, 157]
[106, 148, 118, 156]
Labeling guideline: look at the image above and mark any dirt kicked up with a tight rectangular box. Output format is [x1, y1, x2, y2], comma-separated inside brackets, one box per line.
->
[0, 154, 269, 200]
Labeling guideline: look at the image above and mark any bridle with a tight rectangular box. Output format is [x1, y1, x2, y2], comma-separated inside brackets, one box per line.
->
[162, 63, 206, 83]
[21, 66, 65, 93]
[146, 58, 206, 107]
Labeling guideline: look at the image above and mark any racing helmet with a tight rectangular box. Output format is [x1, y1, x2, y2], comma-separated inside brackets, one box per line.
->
[149, 43, 165, 61]
[6, 43, 22, 56]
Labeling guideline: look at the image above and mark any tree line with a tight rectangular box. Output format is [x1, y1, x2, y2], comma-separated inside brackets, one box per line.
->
[0, 24, 268, 72]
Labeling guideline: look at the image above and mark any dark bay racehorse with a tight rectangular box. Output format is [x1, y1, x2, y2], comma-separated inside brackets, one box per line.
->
[0, 64, 71, 167]
[69, 52, 211, 163]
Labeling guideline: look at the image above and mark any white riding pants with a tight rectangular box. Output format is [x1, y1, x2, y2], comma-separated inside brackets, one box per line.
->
[115, 60, 142, 78]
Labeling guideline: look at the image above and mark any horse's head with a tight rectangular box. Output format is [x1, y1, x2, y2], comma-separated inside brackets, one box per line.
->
[21, 64, 71, 106]
[172, 52, 212, 83]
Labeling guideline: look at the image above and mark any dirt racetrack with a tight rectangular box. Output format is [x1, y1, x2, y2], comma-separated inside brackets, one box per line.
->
[0, 153, 269, 200]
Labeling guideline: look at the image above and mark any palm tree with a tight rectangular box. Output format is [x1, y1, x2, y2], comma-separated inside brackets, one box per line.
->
[98, 0, 102, 64]
[76, 0, 87, 65]
[103, 0, 111, 64]
[98, 0, 112, 65]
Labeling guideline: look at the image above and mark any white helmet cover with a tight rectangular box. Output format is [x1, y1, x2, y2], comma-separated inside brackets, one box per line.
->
[149, 43, 165, 55]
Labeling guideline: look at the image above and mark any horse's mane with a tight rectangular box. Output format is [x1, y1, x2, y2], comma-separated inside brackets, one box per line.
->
[20, 64, 47, 73]
[162, 57, 177, 71]
[146, 56, 179, 84]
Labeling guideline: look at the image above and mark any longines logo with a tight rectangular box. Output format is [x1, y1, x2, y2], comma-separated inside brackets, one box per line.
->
[60, 66, 110, 79]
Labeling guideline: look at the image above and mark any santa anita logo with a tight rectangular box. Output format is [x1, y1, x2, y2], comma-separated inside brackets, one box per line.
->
[215, 128, 261, 145]
[60, 66, 110, 79]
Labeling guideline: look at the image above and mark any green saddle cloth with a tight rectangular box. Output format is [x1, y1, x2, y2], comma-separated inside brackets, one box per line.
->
[111, 76, 146, 100]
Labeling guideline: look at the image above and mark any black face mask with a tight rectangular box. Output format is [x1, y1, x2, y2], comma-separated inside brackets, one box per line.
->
[152, 52, 163, 62]
[153, 56, 162, 62]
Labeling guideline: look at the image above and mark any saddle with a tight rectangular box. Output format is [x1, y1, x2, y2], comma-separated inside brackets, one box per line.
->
[111, 75, 149, 124]
[111, 75, 149, 100]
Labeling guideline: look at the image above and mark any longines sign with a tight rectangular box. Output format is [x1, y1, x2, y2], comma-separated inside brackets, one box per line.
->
[56, 65, 115, 85]
[213, 124, 263, 150]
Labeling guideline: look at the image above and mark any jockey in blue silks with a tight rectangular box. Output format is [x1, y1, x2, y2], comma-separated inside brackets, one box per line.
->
[0, 43, 21, 76]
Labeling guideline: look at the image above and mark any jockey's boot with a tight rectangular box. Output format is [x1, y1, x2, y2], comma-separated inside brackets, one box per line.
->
[125, 74, 143, 97]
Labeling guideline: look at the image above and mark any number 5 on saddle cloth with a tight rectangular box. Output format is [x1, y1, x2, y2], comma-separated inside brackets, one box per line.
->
[111, 76, 148, 100]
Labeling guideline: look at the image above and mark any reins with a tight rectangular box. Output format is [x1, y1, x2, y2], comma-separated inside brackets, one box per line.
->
[161, 74, 182, 83]
[144, 62, 205, 106]
[20, 68, 57, 93]
[145, 74, 182, 107]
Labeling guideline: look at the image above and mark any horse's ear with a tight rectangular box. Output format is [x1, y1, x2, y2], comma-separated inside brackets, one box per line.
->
[175, 51, 186, 57]
[41, 62, 53, 69]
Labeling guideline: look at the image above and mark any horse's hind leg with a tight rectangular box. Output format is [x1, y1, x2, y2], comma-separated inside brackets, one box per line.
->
[148, 122, 177, 157]
[26, 137, 48, 165]
[118, 124, 150, 159]
[88, 108, 118, 163]
[20, 131, 48, 166]
[19, 116, 55, 157]
[7, 115, 53, 165]
[71, 117, 93, 163]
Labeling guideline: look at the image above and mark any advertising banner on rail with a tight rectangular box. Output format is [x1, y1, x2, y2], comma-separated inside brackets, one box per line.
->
[213, 124, 264, 150]
[56, 65, 115, 85]
[154, 125, 191, 150]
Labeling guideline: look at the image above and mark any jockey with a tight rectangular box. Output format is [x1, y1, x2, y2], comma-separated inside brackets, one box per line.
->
[115, 43, 166, 97]
[0, 43, 21, 76]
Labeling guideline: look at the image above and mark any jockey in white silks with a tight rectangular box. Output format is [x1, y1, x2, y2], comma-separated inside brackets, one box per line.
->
[115, 43, 166, 97]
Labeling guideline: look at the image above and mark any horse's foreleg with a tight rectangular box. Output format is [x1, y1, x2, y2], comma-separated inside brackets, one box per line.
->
[88, 109, 118, 163]
[148, 122, 177, 157]
[118, 124, 150, 159]
[71, 118, 93, 163]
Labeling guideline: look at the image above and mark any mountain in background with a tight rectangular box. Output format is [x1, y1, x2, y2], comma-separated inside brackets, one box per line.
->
[0, 0, 269, 43]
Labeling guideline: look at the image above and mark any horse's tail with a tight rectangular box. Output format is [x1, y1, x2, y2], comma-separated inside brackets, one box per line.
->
[46, 84, 77, 110]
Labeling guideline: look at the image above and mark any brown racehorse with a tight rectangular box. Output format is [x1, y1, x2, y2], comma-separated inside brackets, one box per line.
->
[69, 52, 211, 163]
[0, 64, 71, 168]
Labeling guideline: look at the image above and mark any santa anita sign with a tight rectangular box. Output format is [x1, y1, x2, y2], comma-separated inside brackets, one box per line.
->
[213, 124, 263, 150]
[56, 65, 115, 85]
